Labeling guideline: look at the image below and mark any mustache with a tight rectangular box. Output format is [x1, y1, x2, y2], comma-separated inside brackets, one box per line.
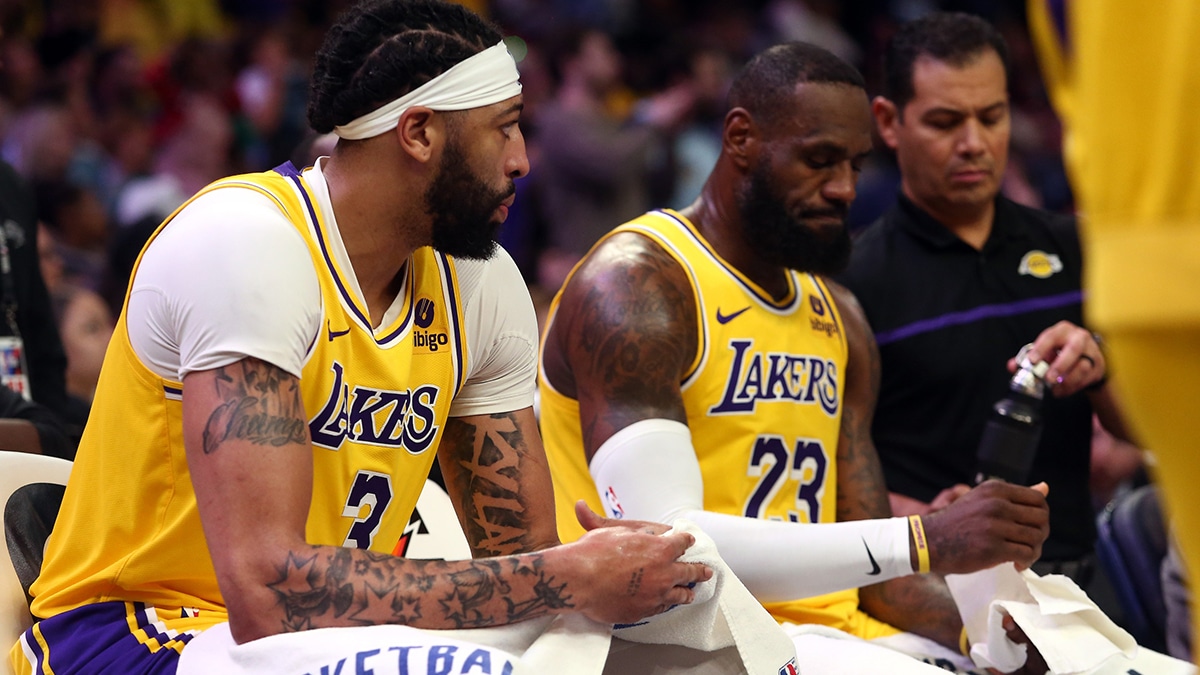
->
[799, 206, 848, 222]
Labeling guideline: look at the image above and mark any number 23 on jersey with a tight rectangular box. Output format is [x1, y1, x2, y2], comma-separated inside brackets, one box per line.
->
[744, 435, 828, 523]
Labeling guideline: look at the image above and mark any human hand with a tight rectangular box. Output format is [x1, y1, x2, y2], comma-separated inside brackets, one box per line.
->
[921, 481, 1050, 574]
[929, 483, 972, 511]
[889, 490, 934, 516]
[637, 83, 697, 131]
[574, 499, 673, 535]
[564, 501, 713, 625]
[1007, 321, 1105, 397]
[984, 613, 1050, 675]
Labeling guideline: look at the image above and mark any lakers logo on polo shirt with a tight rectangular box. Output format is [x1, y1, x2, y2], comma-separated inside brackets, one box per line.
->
[1018, 250, 1063, 278]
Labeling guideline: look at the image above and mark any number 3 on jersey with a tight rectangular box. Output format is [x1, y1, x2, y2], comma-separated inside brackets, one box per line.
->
[743, 435, 827, 523]
[343, 470, 394, 549]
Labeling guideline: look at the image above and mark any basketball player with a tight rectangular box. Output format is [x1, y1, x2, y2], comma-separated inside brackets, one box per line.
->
[539, 42, 1049, 673]
[1030, 0, 1200, 658]
[13, 2, 709, 673]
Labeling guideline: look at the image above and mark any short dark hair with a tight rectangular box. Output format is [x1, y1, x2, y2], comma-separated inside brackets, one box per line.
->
[883, 12, 1009, 113]
[727, 42, 866, 128]
[307, 0, 503, 134]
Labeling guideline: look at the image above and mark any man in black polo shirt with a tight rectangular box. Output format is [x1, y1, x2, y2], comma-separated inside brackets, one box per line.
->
[837, 13, 1137, 586]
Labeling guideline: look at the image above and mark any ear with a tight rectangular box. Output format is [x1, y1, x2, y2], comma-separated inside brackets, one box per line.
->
[722, 107, 757, 170]
[394, 106, 441, 163]
[872, 96, 901, 151]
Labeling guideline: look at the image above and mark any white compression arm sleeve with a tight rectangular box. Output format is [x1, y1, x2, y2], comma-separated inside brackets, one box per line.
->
[589, 419, 916, 603]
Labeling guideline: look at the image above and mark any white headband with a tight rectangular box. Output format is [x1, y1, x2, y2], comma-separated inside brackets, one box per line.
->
[333, 41, 522, 140]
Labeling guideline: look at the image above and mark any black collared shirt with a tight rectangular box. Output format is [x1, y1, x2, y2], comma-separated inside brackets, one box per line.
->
[838, 194, 1093, 561]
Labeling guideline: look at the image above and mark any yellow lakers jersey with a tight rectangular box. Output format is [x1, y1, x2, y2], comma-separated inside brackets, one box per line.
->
[1029, 0, 1200, 332]
[29, 164, 468, 638]
[541, 209, 894, 637]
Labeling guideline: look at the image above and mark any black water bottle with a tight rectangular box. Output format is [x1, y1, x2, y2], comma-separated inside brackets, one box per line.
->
[974, 344, 1049, 485]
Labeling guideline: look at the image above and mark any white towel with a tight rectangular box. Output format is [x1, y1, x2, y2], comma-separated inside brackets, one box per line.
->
[178, 614, 613, 675]
[178, 520, 796, 674]
[612, 519, 799, 674]
[945, 564, 1194, 675]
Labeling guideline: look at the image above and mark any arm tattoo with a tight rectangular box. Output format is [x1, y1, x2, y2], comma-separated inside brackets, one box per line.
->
[828, 285, 963, 647]
[836, 299, 891, 522]
[861, 574, 962, 648]
[835, 407, 892, 521]
[441, 414, 535, 557]
[574, 242, 695, 446]
[202, 359, 307, 454]
[267, 546, 574, 631]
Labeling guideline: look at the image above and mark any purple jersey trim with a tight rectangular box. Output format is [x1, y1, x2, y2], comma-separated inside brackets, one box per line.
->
[22, 601, 194, 674]
[656, 209, 801, 312]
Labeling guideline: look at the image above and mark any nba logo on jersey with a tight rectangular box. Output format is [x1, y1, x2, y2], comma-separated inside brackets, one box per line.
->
[602, 485, 626, 519]
[778, 658, 799, 675]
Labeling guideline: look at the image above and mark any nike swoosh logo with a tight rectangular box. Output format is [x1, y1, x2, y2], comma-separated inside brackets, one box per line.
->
[327, 320, 351, 342]
[715, 306, 750, 324]
[863, 538, 882, 576]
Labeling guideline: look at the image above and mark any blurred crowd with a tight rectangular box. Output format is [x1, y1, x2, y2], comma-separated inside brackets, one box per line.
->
[0, 0, 1072, 416]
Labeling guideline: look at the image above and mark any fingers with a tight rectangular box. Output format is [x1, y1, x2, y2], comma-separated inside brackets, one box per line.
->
[571, 527, 714, 624]
[675, 559, 713, 586]
[575, 500, 607, 531]
[931, 483, 972, 510]
[1002, 614, 1050, 675]
[576, 499, 676, 535]
[1025, 321, 1105, 395]
[1002, 614, 1023, 641]
[931, 481, 1049, 572]
[974, 479, 1049, 509]
[977, 481, 1050, 532]
[994, 505, 1048, 567]
[659, 530, 697, 558]
[662, 584, 695, 610]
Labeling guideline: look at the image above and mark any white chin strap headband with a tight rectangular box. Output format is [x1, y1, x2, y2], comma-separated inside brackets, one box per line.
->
[333, 41, 522, 141]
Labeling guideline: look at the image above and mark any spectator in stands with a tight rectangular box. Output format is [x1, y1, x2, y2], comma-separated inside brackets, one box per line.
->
[667, 45, 734, 210]
[114, 96, 233, 229]
[2, 102, 77, 183]
[533, 26, 693, 291]
[0, 160, 73, 412]
[34, 181, 109, 292]
[50, 283, 113, 405]
[0, 385, 73, 458]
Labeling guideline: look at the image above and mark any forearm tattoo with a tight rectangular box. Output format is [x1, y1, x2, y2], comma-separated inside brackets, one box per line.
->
[441, 414, 536, 557]
[202, 359, 307, 454]
[837, 321, 890, 522]
[861, 574, 961, 648]
[835, 404, 891, 522]
[267, 546, 573, 631]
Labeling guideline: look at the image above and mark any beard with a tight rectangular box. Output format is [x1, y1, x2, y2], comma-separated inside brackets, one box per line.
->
[424, 139, 513, 260]
[738, 159, 852, 276]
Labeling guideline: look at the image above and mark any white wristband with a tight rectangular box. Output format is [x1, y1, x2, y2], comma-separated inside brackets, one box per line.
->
[589, 418, 916, 602]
